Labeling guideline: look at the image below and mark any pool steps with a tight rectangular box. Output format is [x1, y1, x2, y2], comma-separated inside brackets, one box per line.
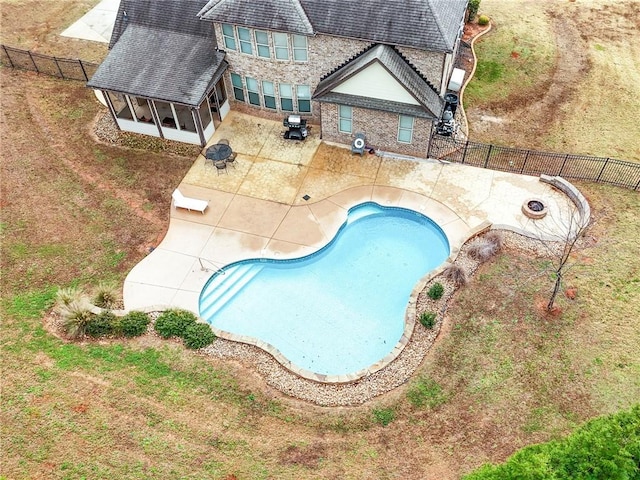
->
[200, 264, 263, 319]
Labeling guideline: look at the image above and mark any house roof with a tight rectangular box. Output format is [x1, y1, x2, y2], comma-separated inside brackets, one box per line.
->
[197, 0, 313, 35]
[312, 44, 443, 119]
[88, 0, 227, 106]
[88, 25, 227, 106]
[198, 0, 468, 52]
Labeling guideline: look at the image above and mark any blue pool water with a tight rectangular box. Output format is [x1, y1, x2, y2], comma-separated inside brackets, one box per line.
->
[199, 202, 450, 377]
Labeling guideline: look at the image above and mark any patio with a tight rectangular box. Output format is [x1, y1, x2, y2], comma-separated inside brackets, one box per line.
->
[123, 111, 577, 313]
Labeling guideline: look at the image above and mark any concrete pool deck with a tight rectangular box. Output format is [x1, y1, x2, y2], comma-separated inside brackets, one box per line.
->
[123, 111, 576, 313]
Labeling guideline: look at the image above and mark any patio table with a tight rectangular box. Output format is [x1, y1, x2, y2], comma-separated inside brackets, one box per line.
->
[206, 143, 232, 161]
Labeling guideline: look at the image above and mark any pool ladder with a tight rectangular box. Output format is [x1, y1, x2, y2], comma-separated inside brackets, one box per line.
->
[198, 257, 225, 274]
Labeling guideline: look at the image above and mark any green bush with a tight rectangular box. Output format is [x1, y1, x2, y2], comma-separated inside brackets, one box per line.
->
[468, 0, 481, 21]
[478, 14, 490, 26]
[154, 309, 198, 339]
[119, 311, 150, 338]
[373, 408, 396, 427]
[419, 312, 437, 329]
[85, 310, 116, 338]
[407, 376, 447, 408]
[182, 322, 216, 349]
[427, 282, 444, 300]
[463, 405, 640, 479]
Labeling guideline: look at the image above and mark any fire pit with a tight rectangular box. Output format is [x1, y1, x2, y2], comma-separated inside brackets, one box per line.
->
[522, 198, 548, 219]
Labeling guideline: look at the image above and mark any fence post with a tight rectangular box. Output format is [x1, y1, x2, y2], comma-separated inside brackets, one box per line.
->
[2, 45, 15, 68]
[27, 50, 39, 73]
[462, 139, 469, 164]
[521, 150, 530, 174]
[559, 153, 569, 176]
[596, 158, 610, 182]
[53, 57, 65, 79]
[484, 144, 493, 168]
[79, 59, 89, 81]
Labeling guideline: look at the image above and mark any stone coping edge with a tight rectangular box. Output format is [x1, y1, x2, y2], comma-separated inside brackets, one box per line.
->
[540, 174, 591, 225]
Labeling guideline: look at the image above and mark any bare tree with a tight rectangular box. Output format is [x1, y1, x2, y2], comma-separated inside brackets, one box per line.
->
[527, 201, 590, 311]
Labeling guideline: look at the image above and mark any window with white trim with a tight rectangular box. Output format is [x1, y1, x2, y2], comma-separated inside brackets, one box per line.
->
[255, 30, 270, 58]
[222, 24, 236, 51]
[246, 77, 260, 106]
[297, 85, 311, 113]
[338, 105, 352, 133]
[397, 115, 414, 143]
[230, 73, 244, 101]
[273, 32, 289, 60]
[292, 34, 308, 62]
[279, 83, 294, 111]
[237, 27, 253, 54]
[262, 81, 276, 109]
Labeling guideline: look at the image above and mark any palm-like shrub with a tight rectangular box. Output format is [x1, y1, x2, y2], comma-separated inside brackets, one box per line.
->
[60, 300, 94, 339]
[468, 238, 497, 262]
[54, 286, 85, 312]
[92, 282, 121, 309]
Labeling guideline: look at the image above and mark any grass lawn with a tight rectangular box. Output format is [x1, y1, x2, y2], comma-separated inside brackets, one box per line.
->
[1, 1, 639, 478]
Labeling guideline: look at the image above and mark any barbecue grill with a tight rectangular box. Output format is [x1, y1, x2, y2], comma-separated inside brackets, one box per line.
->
[283, 115, 309, 140]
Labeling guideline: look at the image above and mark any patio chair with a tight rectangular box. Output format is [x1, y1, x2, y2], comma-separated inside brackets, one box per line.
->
[171, 189, 208, 213]
[352, 133, 366, 155]
[218, 138, 230, 145]
[225, 152, 237, 168]
[214, 160, 228, 174]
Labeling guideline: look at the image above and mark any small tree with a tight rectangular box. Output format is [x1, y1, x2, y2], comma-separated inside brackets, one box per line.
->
[531, 201, 590, 312]
[468, 0, 481, 22]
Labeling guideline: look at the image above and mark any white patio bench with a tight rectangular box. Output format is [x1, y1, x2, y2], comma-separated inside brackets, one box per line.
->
[171, 189, 209, 214]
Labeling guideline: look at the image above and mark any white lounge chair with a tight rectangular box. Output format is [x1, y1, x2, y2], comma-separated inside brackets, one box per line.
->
[171, 189, 208, 214]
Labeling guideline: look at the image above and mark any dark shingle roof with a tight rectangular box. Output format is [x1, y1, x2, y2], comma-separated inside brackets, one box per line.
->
[312, 44, 443, 118]
[198, 0, 313, 35]
[199, 0, 468, 52]
[110, 0, 214, 48]
[88, 25, 227, 106]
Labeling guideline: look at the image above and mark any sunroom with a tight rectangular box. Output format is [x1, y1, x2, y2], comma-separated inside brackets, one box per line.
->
[87, 24, 229, 147]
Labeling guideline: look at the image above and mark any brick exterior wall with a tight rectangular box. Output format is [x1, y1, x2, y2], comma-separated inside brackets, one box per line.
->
[321, 104, 433, 157]
[214, 25, 445, 155]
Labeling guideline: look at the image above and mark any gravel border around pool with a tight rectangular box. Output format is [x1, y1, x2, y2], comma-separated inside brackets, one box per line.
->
[198, 230, 542, 407]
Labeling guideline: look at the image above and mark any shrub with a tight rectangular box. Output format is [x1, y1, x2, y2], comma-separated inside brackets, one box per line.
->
[154, 309, 197, 339]
[443, 264, 467, 287]
[427, 282, 444, 300]
[182, 322, 216, 349]
[478, 14, 490, 26]
[419, 312, 437, 329]
[407, 376, 447, 408]
[60, 300, 94, 339]
[92, 282, 121, 309]
[484, 230, 503, 250]
[119, 311, 150, 338]
[372, 408, 396, 427]
[86, 310, 116, 338]
[467, 237, 499, 262]
[468, 0, 481, 21]
[54, 286, 86, 312]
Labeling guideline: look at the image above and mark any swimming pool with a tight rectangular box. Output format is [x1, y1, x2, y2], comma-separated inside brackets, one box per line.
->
[199, 202, 450, 378]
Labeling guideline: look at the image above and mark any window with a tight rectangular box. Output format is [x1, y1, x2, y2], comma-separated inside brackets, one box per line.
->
[237, 27, 253, 54]
[279, 83, 293, 111]
[273, 32, 289, 60]
[297, 85, 311, 113]
[338, 105, 352, 133]
[398, 115, 414, 143]
[222, 24, 236, 50]
[262, 81, 276, 109]
[255, 30, 270, 58]
[231, 73, 244, 102]
[246, 77, 260, 106]
[292, 34, 308, 61]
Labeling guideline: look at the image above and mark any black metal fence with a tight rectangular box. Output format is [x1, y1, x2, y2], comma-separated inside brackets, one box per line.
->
[428, 134, 640, 191]
[1, 44, 98, 82]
